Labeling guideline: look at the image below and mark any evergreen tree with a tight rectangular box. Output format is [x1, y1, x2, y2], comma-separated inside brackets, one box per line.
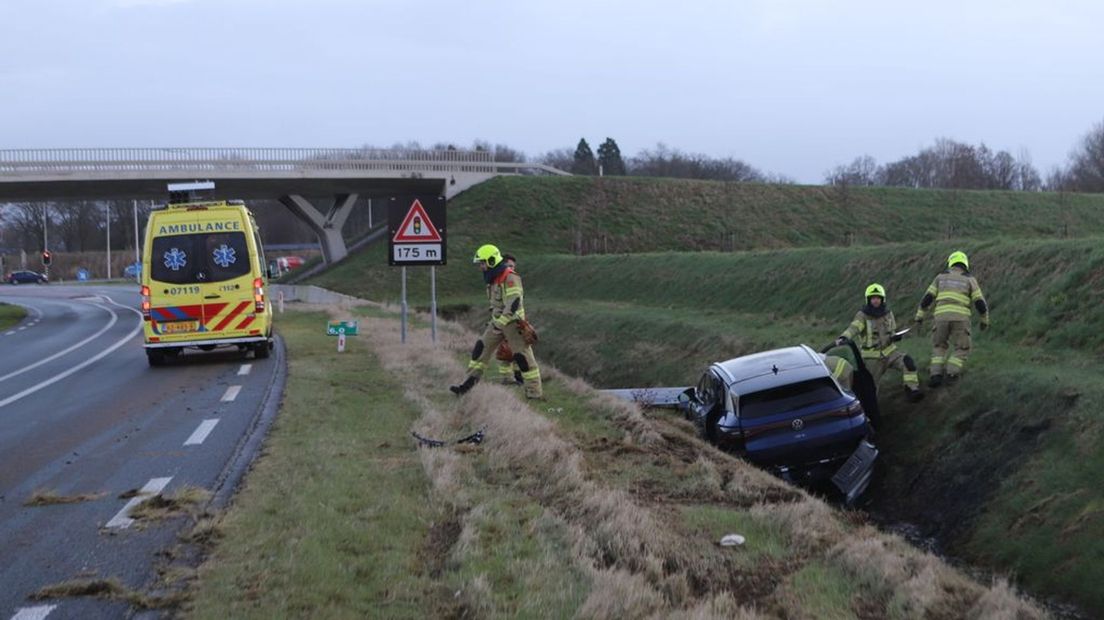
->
[571, 138, 598, 175]
[597, 138, 626, 176]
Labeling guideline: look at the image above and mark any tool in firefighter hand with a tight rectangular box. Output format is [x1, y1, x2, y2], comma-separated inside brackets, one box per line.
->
[411, 427, 486, 448]
[891, 328, 910, 342]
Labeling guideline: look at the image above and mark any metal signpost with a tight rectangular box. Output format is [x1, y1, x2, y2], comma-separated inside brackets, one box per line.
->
[388, 196, 447, 344]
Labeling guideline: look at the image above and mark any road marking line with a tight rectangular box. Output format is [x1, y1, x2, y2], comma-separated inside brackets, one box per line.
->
[238, 364, 252, 376]
[10, 606, 57, 620]
[0, 301, 118, 385]
[18, 326, 26, 331]
[106, 477, 172, 529]
[221, 385, 242, 402]
[0, 308, 141, 409]
[184, 419, 220, 446]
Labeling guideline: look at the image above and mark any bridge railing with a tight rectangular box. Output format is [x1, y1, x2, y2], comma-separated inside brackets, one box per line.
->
[0, 148, 569, 176]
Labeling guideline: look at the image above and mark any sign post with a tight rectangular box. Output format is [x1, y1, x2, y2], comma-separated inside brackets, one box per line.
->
[388, 196, 447, 344]
[326, 320, 358, 353]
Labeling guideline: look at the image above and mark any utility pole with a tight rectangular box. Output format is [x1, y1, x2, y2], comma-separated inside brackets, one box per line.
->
[106, 204, 112, 279]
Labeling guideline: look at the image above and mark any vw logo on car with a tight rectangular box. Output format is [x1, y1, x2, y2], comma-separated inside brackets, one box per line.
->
[791, 418, 805, 431]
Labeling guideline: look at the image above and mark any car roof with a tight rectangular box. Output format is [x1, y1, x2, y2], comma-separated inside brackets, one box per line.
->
[711, 345, 831, 396]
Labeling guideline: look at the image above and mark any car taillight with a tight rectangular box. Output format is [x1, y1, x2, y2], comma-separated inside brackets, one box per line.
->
[140, 285, 151, 321]
[254, 277, 265, 312]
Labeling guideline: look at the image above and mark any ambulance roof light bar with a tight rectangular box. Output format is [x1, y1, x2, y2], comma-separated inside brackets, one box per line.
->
[168, 180, 216, 204]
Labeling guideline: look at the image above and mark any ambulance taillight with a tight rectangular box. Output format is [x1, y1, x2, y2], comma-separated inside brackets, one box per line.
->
[140, 285, 151, 321]
[253, 278, 266, 312]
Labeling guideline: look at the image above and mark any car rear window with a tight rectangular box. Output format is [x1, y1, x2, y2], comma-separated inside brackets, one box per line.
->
[151, 232, 250, 284]
[737, 378, 842, 420]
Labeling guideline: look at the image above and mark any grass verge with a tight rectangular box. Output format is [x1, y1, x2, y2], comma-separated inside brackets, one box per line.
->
[0, 302, 27, 331]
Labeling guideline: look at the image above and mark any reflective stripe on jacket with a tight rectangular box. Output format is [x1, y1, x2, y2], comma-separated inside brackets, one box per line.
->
[841, 309, 898, 359]
[916, 267, 987, 323]
[489, 269, 526, 328]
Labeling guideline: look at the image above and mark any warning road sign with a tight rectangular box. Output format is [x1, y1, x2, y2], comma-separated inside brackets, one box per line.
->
[392, 199, 443, 242]
[389, 195, 446, 266]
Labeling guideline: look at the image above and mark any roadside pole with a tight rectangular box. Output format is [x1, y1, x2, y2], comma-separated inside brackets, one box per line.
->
[106, 204, 112, 279]
[133, 200, 140, 281]
[388, 195, 447, 345]
[42, 208, 49, 280]
[430, 266, 438, 343]
[401, 267, 408, 344]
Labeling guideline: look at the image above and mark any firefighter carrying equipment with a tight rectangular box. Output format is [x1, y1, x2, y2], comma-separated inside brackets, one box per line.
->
[914, 256, 989, 380]
[452, 254, 543, 399]
[838, 294, 921, 394]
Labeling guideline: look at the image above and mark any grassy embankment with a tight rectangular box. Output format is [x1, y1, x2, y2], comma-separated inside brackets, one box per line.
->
[308, 175, 1104, 614]
[186, 305, 1043, 618]
[0, 302, 27, 330]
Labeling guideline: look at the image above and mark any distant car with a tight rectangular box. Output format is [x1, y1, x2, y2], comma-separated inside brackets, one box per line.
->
[6, 270, 48, 285]
[123, 262, 142, 278]
[680, 344, 877, 503]
[277, 256, 304, 271]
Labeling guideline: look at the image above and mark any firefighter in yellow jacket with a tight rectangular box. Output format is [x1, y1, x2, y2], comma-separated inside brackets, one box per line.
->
[450, 244, 543, 399]
[914, 251, 990, 387]
[495, 253, 524, 386]
[836, 283, 923, 402]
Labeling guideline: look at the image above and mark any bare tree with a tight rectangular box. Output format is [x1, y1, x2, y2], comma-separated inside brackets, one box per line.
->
[539, 148, 575, 171]
[825, 155, 880, 186]
[1065, 118, 1104, 192]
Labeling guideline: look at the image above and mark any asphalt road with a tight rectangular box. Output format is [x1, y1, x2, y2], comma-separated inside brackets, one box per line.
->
[0, 284, 283, 619]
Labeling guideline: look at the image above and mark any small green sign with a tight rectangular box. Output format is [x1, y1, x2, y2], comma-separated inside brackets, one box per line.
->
[326, 320, 359, 336]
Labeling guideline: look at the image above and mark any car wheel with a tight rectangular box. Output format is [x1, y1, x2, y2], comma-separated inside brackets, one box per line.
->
[253, 340, 271, 359]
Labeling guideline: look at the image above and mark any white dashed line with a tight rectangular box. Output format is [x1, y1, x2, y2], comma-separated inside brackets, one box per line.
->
[105, 477, 172, 529]
[237, 364, 252, 376]
[3, 331, 13, 336]
[17, 326, 27, 331]
[184, 419, 220, 446]
[221, 385, 242, 402]
[10, 606, 57, 620]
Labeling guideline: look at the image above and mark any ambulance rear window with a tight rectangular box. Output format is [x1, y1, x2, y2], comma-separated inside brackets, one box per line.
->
[151, 232, 250, 284]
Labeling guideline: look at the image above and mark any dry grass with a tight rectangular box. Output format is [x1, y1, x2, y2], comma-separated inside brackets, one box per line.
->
[129, 485, 211, 523]
[346, 303, 1048, 618]
[24, 488, 105, 506]
[29, 577, 184, 609]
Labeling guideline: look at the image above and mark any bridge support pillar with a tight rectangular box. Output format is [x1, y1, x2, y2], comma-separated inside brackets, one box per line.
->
[279, 194, 358, 264]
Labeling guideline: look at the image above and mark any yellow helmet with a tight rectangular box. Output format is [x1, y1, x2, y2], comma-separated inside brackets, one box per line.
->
[864, 283, 886, 300]
[947, 251, 969, 270]
[473, 244, 502, 267]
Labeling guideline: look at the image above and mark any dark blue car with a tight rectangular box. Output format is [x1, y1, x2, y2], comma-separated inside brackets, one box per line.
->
[6, 270, 48, 285]
[682, 345, 877, 503]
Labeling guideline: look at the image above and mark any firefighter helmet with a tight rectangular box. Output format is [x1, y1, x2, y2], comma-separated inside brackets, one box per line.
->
[947, 251, 969, 270]
[865, 283, 886, 300]
[473, 244, 502, 267]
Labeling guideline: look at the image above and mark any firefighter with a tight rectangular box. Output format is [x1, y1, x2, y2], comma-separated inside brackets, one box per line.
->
[820, 353, 854, 393]
[495, 253, 524, 386]
[450, 244, 543, 399]
[835, 283, 923, 402]
[913, 251, 990, 387]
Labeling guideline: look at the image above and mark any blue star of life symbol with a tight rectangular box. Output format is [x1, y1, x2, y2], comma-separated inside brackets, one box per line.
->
[212, 244, 237, 268]
[163, 247, 187, 271]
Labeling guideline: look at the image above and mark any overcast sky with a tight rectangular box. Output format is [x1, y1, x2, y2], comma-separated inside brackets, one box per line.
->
[2, 0, 1102, 183]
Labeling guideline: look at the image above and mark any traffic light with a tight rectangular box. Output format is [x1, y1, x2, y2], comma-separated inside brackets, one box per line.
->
[42, 250, 52, 266]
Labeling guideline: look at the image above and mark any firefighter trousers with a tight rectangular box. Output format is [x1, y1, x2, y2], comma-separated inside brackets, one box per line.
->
[466, 322, 542, 398]
[866, 350, 920, 390]
[930, 320, 971, 377]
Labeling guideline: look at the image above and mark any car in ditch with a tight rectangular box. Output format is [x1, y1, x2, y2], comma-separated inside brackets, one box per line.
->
[678, 344, 878, 504]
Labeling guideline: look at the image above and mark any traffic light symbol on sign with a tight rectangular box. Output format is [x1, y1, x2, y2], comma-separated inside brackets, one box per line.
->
[42, 251, 52, 266]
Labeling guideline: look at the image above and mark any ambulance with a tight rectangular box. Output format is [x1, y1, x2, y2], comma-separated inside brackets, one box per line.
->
[140, 185, 274, 366]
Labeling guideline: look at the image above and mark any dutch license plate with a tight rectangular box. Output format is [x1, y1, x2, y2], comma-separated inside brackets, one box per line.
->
[161, 320, 199, 334]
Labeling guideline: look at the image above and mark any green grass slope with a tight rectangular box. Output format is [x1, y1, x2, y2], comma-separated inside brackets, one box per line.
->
[309, 176, 1104, 614]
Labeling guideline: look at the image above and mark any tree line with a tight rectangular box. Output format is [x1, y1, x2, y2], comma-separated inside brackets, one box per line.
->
[824, 117, 1104, 192]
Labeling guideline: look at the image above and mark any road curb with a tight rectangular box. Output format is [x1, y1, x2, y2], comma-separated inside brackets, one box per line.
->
[208, 335, 288, 511]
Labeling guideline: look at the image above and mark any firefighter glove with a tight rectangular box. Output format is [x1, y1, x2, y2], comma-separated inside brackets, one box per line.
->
[834, 336, 847, 347]
[980, 316, 991, 331]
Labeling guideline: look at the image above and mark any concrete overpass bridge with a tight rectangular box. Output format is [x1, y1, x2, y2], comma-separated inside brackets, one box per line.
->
[0, 148, 569, 263]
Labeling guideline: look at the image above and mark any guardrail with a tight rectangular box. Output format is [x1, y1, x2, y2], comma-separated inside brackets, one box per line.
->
[0, 148, 570, 176]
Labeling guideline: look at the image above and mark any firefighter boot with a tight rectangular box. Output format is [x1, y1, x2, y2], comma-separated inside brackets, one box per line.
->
[928, 374, 943, 388]
[945, 374, 960, 386]
[449, 376, 478, 396]
[906, 386, 925, 403]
